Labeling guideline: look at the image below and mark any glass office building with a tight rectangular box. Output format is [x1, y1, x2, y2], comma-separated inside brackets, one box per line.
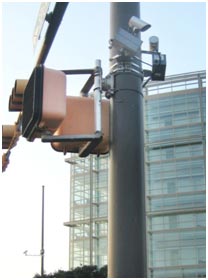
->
[144, 71, 206, 277]
[64, 70, 206, 277]
[64, 155, 108, 269]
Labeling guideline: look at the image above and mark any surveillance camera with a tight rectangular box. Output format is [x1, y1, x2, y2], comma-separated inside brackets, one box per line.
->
[149, 36, 159, 52]
[128, 16, 151, 32]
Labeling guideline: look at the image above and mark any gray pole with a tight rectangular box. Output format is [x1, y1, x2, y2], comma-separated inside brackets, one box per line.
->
[89, 155, 93, 266]
[41, 185, 45, 277]
[108, 2, 147, 277]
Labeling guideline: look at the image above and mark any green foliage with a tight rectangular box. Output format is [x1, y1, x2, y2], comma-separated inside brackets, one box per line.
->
[99, 265, 107, 277]
[34, 265, 107, 278]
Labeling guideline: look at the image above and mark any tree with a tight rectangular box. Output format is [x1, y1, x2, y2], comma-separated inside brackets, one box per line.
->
[34, 265, 107, 278]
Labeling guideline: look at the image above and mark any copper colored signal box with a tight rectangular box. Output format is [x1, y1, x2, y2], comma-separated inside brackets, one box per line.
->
[9, 80, 28, 112]
[9, 94, 23, 112]
[2, 125, 16, 149]
[51, 96, 110, 155]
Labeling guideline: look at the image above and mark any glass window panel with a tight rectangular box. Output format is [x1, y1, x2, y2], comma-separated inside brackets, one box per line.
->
[169, 249, 179, 266]
[167, 181, 176, 193]
[151, 216, 163, 230]
[150, 193, 205, 212]
[196, 213, 206, 227]
[181, 248, 196, 265]
[168, 215, 178, 229]
[166, 148, 174, 159]
[198, 247, 206, 264]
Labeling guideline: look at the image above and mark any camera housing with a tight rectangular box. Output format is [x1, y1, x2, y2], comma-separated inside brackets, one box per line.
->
[128, 16, 151, 32]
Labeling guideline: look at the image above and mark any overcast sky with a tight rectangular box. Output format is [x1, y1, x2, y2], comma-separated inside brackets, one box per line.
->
[1, 1, 206, 278]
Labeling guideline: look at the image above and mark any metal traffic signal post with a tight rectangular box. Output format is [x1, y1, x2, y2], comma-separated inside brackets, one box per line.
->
[108, 3, 147, 277]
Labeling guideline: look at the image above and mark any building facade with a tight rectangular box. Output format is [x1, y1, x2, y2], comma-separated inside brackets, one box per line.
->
[64, 70, 206, 277]
[144, 71, 206, 277]
[64, 155, 108, 269]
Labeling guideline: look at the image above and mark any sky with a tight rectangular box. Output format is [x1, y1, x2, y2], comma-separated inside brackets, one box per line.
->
[0, 1, 206, 279]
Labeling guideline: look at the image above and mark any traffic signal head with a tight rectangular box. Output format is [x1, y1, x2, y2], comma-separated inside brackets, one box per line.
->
[2, 125, 16, 149]
[9, 80, 28, 112]
[22, 65, 66, 141]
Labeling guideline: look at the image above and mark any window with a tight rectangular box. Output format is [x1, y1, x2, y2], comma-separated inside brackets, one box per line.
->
[170, 249, 179, 266]
[198, 247, 206, 264]
[167, 181, 176, 193]
[166, 148, 174, 159]
[168, 215, 177, 229]
[195, 213, 206, 227]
